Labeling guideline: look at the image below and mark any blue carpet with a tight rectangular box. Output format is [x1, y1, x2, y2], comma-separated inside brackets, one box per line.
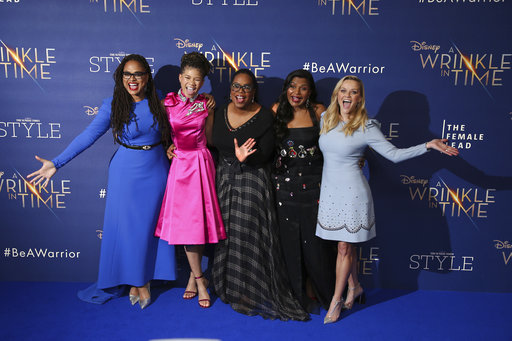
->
[0, 282, 509, 341]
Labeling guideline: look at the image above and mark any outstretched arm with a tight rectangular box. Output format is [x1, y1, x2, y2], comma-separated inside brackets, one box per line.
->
[27, 98, 112, 188]
[426, 139, 459, 156]
[51, 98, 112, 169]
[27, 156, 57, 188]
[366, 121, 458, 163]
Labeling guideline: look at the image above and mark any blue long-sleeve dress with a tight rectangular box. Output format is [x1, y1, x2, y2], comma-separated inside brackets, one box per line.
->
[52, 98, 176, 302]
[316, 119, 428, 243]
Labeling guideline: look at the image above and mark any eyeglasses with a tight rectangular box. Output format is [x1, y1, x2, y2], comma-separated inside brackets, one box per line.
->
[231, 83, 253, 92]
[122, 71, 147, 80]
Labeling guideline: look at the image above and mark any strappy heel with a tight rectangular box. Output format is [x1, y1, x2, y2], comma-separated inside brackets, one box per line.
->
[324, 299, 344, 324]
[183, 272, 198, 299]
[195, 274, 211, 308]
[343, 283, 365, 310]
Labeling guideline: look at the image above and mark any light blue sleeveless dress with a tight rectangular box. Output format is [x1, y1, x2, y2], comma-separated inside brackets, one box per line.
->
[316, 118, 428, 243]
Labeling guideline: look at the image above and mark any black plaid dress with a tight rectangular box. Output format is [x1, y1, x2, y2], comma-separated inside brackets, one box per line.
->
[211, 104, 309, 321]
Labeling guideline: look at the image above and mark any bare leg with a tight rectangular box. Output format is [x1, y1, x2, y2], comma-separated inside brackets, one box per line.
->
[184, 245, 210, 308]
[183, 271, 198, 299]
[347, 246, 358, 288]
[325, 241, 354, 323]
[345, 246, 363, 309]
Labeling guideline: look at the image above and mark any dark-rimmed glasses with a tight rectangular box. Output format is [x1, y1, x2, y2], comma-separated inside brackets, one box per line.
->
[231, 83, 253, 92]
[122, 71, 147, 80]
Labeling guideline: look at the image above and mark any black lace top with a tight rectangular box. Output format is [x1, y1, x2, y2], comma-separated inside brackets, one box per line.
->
[212, 103, 275, 168]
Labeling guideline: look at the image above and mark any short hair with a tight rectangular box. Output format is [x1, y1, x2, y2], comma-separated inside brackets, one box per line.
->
[180, 52, 211, 78]
[231, 68, 258, 100]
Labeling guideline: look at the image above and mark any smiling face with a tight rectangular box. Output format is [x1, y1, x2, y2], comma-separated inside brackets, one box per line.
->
[337, 79, 362, 117]
[287, 77, 312, 109]
[122, 60, 148, 102]
[230, 72, 255, 110]
[179, 66, 204, 99]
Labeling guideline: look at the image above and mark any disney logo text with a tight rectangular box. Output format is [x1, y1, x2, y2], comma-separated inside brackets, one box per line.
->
[174, 38, 203, 51]
[410, 41, 440, 53]
[84, 106, 99, 116]
[494, 240, 511, 250]
[400, 175, 429, 187]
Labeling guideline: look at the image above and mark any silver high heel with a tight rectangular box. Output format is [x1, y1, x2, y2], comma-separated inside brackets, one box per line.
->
[139, 283, 151, 309]
[343, 283, 365, 310]
[129, 294, 139, 306]
[324, 299, 344, 324]
[129, 287, 139, 306]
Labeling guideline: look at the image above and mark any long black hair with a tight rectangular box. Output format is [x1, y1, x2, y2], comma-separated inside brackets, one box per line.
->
[274, 69, 319, 143]
[111, 54, 171, 147]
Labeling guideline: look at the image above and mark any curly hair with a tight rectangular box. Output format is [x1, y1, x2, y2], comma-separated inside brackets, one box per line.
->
[180, 51, 211, 77]
[274, 69, 319, 143]
[111, 54, 171, 148]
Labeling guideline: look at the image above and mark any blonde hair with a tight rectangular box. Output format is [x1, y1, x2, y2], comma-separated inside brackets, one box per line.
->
[320, 75, 368, 136]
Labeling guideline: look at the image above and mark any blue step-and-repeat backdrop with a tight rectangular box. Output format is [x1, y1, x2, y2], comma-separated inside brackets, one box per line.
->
[1, 0, 511, 293]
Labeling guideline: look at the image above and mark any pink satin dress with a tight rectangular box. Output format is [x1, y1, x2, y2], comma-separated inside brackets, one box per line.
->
[155, 90, 226, 245]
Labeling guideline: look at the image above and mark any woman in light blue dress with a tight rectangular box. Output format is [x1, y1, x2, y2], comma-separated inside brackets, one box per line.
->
[317, 75, 458, 323]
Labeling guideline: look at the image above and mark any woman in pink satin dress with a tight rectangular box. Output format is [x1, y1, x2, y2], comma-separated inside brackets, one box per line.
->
[155, 52, 226, 308]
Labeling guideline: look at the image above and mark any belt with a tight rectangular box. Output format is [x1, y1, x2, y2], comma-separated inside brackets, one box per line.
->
[116, 138, 162, 150]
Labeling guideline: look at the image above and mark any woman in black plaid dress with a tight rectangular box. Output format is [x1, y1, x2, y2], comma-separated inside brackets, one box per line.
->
[211, 69, 309, 321]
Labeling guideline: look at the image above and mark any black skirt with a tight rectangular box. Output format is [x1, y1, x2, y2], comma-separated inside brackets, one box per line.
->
[273, 167, 337, 311]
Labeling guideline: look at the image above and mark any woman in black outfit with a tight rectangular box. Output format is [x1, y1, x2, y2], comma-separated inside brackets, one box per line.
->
[272, 69, 336, 312]
[211, 69, 309, 321]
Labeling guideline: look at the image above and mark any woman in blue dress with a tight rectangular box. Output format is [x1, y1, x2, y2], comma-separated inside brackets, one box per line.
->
[317, 75, 459, 323]
[28, 54, 176, 309]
